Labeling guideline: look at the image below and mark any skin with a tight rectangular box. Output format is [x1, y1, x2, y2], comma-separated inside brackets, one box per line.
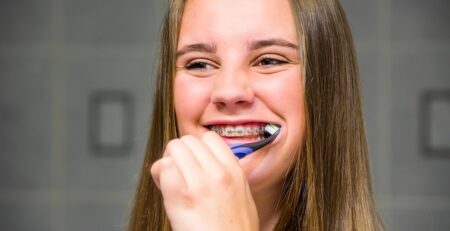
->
[151, 0, 305, 230]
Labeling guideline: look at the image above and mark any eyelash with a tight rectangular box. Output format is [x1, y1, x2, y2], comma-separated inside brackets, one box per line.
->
[183, 56, 289, 71]
[185, 61, 214, 70]
[254, 56, 289, 67]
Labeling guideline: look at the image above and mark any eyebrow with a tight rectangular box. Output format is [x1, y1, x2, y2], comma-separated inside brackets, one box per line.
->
[176, 43, 217, 58]
[249, 38, 299, 50]
[175, 38, 298, 58]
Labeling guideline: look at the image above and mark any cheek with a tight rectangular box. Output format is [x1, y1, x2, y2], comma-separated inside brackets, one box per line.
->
[277, 73, 305, 143]
[255, 70, 304, 119]
[174, 76, 212, 134]
[255, 70, 305, 148]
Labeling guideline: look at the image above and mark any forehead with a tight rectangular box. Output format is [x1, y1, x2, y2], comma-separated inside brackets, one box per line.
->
[179, 0, 297, 46]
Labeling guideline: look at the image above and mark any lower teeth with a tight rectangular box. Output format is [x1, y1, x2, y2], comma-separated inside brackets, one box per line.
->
[232, 135, 265, 141]
[209, 125, 266, 137]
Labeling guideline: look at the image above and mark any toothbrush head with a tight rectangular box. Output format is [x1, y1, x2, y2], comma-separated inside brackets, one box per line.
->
[264, 123, 280, 136]
[230, 124, 281, 159]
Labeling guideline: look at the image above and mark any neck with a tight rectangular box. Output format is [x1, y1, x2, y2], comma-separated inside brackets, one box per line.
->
[252, 184, 283, 231]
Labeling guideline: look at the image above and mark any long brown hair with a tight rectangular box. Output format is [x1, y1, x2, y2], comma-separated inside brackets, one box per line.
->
[128, 0, 383, 230]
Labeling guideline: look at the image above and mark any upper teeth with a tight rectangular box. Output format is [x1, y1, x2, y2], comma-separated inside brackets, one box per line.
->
[209, 124, 266, 137]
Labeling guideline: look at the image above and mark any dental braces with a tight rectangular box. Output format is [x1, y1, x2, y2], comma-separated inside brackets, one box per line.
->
[209, 125, 266, 137]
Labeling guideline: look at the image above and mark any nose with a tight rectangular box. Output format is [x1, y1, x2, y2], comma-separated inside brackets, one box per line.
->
[210, 70, 255, 110]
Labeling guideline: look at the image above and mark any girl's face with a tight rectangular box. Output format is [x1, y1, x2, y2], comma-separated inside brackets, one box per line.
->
[174, 0, 305, 192]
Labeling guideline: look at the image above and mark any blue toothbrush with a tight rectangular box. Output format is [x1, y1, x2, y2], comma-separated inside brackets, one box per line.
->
[229, 124, 281, 159]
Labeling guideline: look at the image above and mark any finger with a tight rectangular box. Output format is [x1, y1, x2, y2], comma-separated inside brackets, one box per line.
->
[150, 158, 168, 189]
[201, 131, 240, 168]
[180, 135, 224, 172]
[164, 139, 204, 188]
[158, 157, 189, 206]
[151, 157, 182, 189]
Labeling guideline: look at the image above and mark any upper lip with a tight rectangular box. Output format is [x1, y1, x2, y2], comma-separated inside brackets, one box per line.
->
[203, 119, 280, 127]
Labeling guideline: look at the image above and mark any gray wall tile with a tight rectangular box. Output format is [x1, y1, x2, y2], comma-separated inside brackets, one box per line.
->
[65, 0, 165, 44]
[340, 0, 378, 43]
[0, 202, 51, 231]
[0, 0, 51, 43]
[65, 57, 152, 190]
[65, 202, 128, 231]
[435, 210, 450, 230]
[358, 52, 382, 192]
[392, 0, 450, 40]
[393, 209, 434, 231]
[378, 209, 393, 231]
[429, 98, 450, 148]
[0, 58, 51, 190]
[393, 209, 450, 231]
[391, 51, 450, 196]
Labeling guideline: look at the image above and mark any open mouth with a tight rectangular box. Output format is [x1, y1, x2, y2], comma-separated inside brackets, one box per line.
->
[207, 122, 281, 159]
[207, 122, 277, 142]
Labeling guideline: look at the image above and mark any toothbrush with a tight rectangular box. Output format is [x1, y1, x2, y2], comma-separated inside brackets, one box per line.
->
[229, 124, 281, 159]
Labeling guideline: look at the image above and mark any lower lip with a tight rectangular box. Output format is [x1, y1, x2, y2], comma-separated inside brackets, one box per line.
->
[220, 136, 263, 144]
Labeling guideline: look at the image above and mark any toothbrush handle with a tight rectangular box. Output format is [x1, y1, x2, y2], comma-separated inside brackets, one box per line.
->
[230, 146, 254, 159]
[229, 129, 280, 159]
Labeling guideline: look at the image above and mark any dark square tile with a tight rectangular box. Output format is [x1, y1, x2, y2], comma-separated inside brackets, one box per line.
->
[65, 57, 152, 190]
[391, 51, 450, 196]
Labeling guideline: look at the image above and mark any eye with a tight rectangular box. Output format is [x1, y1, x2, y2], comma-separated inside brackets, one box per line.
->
[254, 56, 289, 67]
[185, 60, 216, 71]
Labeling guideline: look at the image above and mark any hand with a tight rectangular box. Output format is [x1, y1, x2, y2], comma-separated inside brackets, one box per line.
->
[151, 131, 259, 231]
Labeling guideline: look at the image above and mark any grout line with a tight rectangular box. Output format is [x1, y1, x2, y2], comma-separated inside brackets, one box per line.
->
[49, 0, 66, 230]
[0, 190, 53, 204]
[377, 195, 450, 211]
[64, 190, 134, 204]
[392, 40, 450, 54]
[375, 0, 393, 224]
[0, 44, 52, 58]
[2, 40, 447, 58]
[0, 190, 133, 205]
[0, 43, 155, 58]
[3, 189, 450, 210]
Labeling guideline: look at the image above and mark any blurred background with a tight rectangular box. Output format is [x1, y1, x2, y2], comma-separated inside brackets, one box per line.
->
[0, 0, 449, 230]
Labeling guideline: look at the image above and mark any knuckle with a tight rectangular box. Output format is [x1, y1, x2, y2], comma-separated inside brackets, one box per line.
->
[212, 170, 232, 188]
[179, 190, 196, 208]
[150, 158, 168, 175]
[180, 134, 196, 142]
[150, 161, 159, 175]
[192, 181, 210, 196]
[164, 139, 181, 156]
[200, 184, 211, 195]
[165, 139, 179, 151]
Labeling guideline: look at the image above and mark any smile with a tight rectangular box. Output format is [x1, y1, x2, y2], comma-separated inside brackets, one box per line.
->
[207, 122, 279, 141]
[208, 123, 267, 140]
[207, 123, 281, 159]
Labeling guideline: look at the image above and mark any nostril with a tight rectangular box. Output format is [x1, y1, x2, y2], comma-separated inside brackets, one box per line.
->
[212, 95, 254, 109]
[236, 100, 251, 106]
[214, 101, 226, 109]
[211, 87, 255, 108]
[209, 73, 256, 110]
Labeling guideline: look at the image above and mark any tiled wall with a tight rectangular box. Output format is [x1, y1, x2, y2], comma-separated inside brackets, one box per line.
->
[342, 0, 450, 230]
[0, 0, 449, 230]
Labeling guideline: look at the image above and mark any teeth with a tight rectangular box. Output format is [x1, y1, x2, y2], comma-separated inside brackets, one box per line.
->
[209, 124, 267, 137]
